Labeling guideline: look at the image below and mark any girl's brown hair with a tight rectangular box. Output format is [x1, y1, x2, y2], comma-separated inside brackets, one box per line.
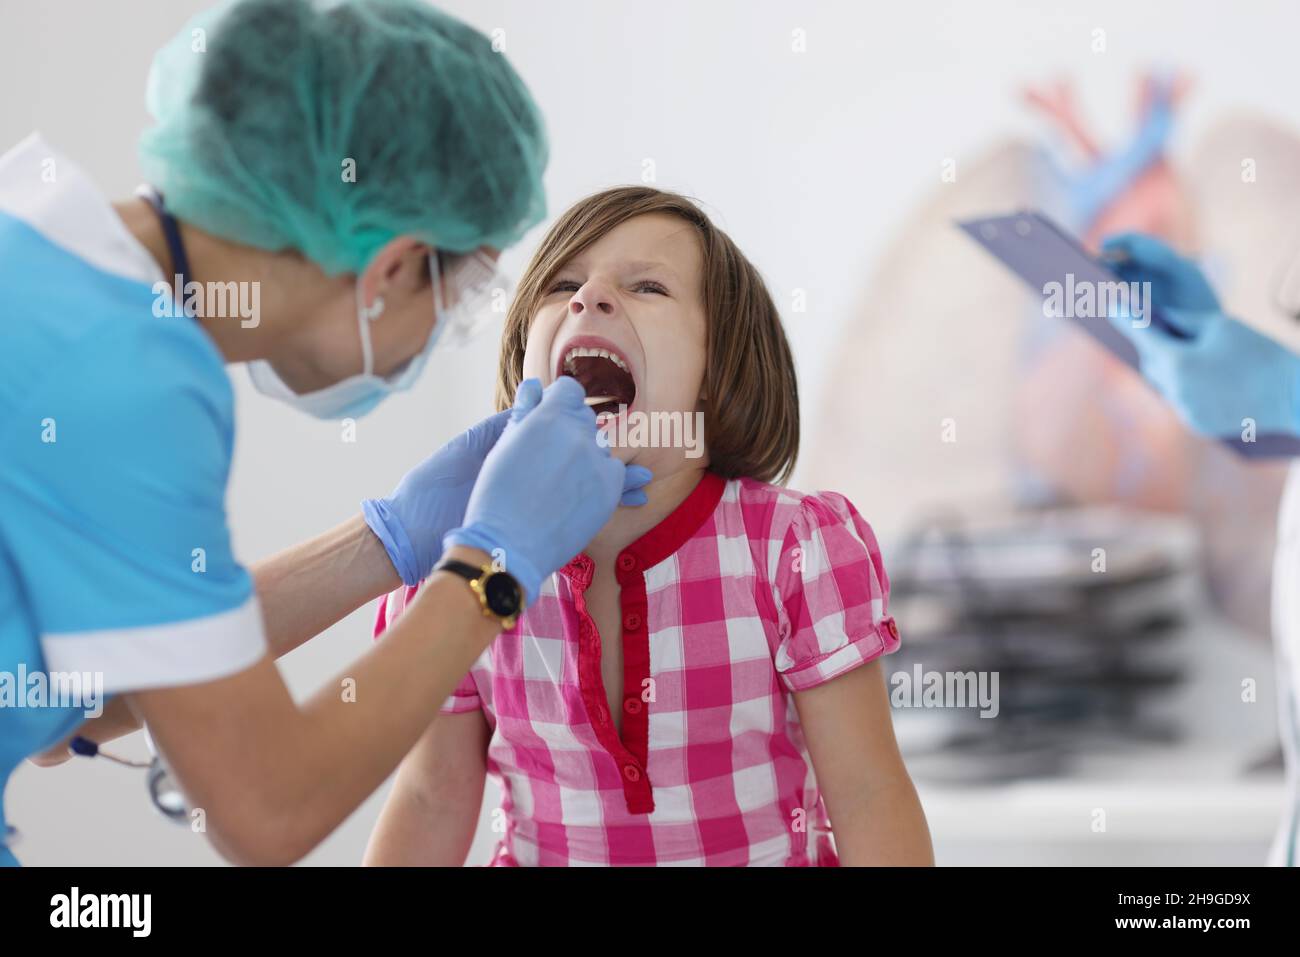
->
[496, 186, 799, 484]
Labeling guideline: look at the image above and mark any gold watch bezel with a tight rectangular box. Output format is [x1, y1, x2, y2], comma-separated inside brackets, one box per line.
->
[465, 563, 519, 629]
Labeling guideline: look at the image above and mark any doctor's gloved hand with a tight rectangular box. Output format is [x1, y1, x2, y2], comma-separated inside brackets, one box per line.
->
[1102, 232, 1300, 439]
[1101, 232, 1222, 315]
[1106, 306, 1300, 439]
[443, 377, 653, 605]
[362, 409, 512, 586]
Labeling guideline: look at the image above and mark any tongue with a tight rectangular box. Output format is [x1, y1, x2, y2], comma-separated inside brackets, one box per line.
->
[567, 356, 635, 413]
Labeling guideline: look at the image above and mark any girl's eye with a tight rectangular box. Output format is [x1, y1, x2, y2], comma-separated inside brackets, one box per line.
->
[546, 279, 581, 295]
[634, 280, 668, 295]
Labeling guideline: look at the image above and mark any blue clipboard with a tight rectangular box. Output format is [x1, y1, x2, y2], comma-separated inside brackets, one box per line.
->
[958, 210, 1300, 459]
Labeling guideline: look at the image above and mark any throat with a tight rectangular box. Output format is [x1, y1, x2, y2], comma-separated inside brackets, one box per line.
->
[585, 466, 707, 565]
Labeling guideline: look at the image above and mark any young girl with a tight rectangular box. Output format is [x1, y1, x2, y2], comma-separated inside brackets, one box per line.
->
[365, 187, 932, 866]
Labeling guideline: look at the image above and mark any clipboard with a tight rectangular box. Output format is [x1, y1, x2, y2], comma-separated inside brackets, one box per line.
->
[958, 210, 1300, 459]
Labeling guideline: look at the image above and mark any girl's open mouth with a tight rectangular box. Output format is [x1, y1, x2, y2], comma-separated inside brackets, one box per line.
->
[560, 345, 636, 416]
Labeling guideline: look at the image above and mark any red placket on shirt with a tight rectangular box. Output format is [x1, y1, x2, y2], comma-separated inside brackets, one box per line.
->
[561, 471, 727, 815]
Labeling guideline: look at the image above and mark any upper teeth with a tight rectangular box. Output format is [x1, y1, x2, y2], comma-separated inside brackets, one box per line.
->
[563, 346, 628, 373]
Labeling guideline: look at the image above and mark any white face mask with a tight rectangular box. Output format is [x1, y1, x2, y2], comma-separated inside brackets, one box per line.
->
[247, 250, 498, 419]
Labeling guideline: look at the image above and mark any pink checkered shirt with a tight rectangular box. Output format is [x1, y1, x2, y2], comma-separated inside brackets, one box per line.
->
[375, 472, 900, 866]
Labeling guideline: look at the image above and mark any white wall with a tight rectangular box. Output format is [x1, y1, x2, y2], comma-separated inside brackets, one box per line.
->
[4, 0, 1299, 865]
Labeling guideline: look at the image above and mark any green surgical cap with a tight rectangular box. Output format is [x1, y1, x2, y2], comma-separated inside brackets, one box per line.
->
[139, 0, 548, 274]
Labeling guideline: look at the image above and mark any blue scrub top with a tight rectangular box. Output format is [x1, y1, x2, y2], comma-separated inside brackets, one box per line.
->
[0, 135, 267, 864]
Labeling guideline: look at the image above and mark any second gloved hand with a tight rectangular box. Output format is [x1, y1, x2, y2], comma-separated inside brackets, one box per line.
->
[1101, 231, 1300, 438]
[1110, 306, 1300, 438]
[444, 377, 653, 604]
[362, 409, 511, 586]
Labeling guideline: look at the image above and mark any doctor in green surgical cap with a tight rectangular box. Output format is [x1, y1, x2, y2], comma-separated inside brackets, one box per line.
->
[0, 0, 650, 865]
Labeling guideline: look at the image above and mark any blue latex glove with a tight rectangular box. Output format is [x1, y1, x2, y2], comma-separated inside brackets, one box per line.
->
[444, 377, 653, 605]
[1102, 232, 1300, 438]
[362, 410, 512, 586]
[1102, 232, 1221, 314]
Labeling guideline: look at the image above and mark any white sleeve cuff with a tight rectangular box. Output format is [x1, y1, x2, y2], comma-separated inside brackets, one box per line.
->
[40, 596, 268, 694]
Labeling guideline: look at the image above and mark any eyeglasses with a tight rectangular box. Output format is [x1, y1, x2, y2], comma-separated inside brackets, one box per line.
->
[434, 249, 509, 346]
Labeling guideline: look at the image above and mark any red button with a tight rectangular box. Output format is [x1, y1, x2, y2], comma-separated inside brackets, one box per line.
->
[885, 618, 900, 640]
[623, 698, 642, 715]
[623, 613, 641, 630]
[623, 764, 641, 782]
[617, 554, 637, 572]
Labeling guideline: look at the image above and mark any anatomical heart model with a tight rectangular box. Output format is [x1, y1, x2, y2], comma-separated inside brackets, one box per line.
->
[806, 74, 1300, 637]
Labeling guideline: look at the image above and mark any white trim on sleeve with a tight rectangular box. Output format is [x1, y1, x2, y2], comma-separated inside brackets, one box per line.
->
[39, 595, 268, 694]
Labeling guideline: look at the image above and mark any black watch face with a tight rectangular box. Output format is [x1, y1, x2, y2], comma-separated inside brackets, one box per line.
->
[483, 572, 522, 619]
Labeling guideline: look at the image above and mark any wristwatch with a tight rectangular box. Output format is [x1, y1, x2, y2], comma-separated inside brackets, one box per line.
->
[434, 558, 523, 629]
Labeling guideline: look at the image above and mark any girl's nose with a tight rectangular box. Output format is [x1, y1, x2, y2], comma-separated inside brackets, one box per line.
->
[569, 280, 616, 317]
